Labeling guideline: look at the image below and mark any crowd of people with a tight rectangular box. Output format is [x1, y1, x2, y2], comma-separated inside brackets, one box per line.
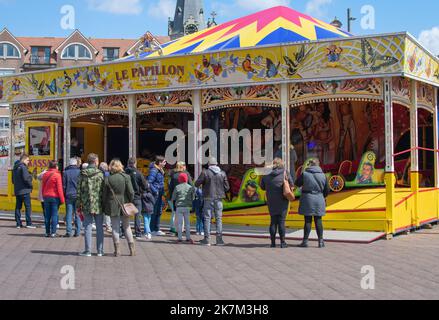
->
[12, 152, 330, 257]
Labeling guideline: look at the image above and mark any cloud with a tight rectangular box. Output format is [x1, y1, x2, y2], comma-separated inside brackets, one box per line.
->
[305, 0, 333, 19]
[87, 0, 143, 15]
[147, 0, 175, 19]
[418, 27, 439, 56]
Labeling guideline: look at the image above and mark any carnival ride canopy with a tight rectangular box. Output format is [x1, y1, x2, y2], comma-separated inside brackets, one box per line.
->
[126, 6, 351, 59]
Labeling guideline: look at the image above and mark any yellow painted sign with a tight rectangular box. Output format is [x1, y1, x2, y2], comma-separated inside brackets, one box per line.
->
[1, 34, 436, 105]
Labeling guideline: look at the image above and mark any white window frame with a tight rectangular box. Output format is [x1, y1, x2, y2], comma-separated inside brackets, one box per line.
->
[0, 68, 16, 75]
[61, 43, 93, 60]
[0, 117, 10, 130]
[0, 42, 21, 59]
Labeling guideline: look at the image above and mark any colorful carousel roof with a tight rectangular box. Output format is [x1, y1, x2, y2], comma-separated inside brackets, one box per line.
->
[126, 6, 351, 60]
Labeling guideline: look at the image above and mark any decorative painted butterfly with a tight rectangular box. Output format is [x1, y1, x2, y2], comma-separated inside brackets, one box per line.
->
[37, 80, 46, 97]
[284, 45, 311, 76]
[361, 39, 399, 72]
[27, 75, 46, 97]
[202, 55, 210, 69]
[46, 79, 57, 95]
[194, 69, 208, 82]
[211, 63, 223, 77]
[266, 58, 280, 78]
[63, 71, 73, 91]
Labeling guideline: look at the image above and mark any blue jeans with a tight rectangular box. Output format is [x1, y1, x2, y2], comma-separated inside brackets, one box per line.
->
[176, 207, 191, 241]
[195, 207, 204, 234]
[168, 200, 176, 231]
[150, 193, 164, 232]
[83, 213, 104, 254]
[143, 214, 152, 235]
[15, 193, 32, 227]
[65, 198, 82, 236]
[43, 197, 60, 235]
[203, 199, 224, 240]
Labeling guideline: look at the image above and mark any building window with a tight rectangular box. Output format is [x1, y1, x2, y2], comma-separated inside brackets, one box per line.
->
[0, 42, 20, 58]
[103, 48, 119, 61]
[0, 118, 10, 130]
[61, 44, 92, 60]
[31, 47, 51, 64]
[0, 69, 15, 76]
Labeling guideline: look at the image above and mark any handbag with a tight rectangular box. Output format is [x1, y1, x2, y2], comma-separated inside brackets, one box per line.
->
[107, 179, 139, 217]
[283, 171, 296, 202]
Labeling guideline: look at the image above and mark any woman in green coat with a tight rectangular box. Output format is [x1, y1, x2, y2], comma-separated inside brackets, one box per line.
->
[103, 160, 135, 257]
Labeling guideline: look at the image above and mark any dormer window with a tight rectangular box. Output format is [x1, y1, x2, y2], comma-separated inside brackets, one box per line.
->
[0, 42, 20, 58]
[61, 43, 92, 60]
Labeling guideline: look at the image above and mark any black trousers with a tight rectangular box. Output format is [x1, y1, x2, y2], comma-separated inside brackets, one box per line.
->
[270, 213, 287, 244]
[303, 216, 324, 241]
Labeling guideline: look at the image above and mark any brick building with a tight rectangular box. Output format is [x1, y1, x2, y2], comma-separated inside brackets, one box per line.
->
[0, 28, 169, 144]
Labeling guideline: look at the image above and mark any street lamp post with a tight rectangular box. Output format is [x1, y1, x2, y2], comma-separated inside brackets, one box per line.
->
[347, 8, 356, 33]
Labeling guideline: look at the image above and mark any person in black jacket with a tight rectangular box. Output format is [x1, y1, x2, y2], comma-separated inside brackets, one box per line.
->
[125, 158, 148, 238]
[261, 158, 294, 249]
[195, 157, 230, 246]
[12, 154, 35, 229]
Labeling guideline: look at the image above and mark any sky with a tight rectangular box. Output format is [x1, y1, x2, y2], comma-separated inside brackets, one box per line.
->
[1, 0, 439, 54]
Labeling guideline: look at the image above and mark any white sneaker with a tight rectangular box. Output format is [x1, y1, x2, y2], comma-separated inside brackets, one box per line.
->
[156, 230, 166, 236]
[201, 232, 205, 236]
[145, 233, 152, 240]
[26, 225, 37, 229]
[92, 224, 96, 231]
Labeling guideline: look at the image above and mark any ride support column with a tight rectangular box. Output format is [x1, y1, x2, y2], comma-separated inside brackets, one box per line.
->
[63, 99, 71, 169]
[410, 80, 419, 227]
[384, 77, 395, 235]
[281, 83, 290, 171]
[128, 94, 137, 159]
[434, 87, 439, 220]
[193, 90, 203, 180]
[8, 104, 15, 201]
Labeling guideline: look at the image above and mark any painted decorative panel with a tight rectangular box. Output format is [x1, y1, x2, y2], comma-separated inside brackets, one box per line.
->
[136, 91, 193, 114]
[290, 78, 382, 106]
[202, 85, 280, 111]
[70, 95, 128, 118]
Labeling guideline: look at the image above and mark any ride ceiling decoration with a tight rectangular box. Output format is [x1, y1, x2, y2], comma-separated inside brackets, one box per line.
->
[126, 6, 351, 60]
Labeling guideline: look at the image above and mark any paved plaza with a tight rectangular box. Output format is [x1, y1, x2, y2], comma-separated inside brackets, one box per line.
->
[0, 219, 439, 300]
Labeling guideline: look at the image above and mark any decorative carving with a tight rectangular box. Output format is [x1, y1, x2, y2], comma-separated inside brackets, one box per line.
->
[12, 100, 63, 120]
[70, 95, 128, 118]
[136, 90, 193, 114]
[290, 78, 382, 106]
[417, 82, 435, 112]
[202, 85, 280, 111]
[392, 77, 412, 108]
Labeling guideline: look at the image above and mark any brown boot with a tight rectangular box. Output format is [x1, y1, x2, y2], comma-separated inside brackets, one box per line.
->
[114, 243, 121, 257]
[129, 242, 136, 257]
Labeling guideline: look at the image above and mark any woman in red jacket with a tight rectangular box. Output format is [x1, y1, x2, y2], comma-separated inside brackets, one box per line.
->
[42, 160, 65, 238]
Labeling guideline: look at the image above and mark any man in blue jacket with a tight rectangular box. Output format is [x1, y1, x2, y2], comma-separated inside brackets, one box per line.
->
[12, 154, 35, 229]
[148, 156, 167, 236]
[63, 158, 82, 237]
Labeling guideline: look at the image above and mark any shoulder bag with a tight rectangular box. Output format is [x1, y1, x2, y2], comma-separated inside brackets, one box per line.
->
[107, 179, 138, 217]
[283, 171, 296, 202]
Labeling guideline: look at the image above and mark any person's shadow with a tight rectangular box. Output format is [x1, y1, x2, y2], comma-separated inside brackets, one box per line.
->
[31, 250, 81, 256]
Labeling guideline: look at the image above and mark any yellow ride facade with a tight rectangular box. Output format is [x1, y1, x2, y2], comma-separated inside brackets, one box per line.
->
[1, 6, 438, 236]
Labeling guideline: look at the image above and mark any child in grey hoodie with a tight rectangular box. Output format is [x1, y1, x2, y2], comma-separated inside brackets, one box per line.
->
[171, 173, 195, 243]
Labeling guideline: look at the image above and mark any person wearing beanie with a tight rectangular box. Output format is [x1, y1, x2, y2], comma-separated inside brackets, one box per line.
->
[195, 157, 230, 246]
[171, 172, 195, 243]
[63, 157, 82, 237]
